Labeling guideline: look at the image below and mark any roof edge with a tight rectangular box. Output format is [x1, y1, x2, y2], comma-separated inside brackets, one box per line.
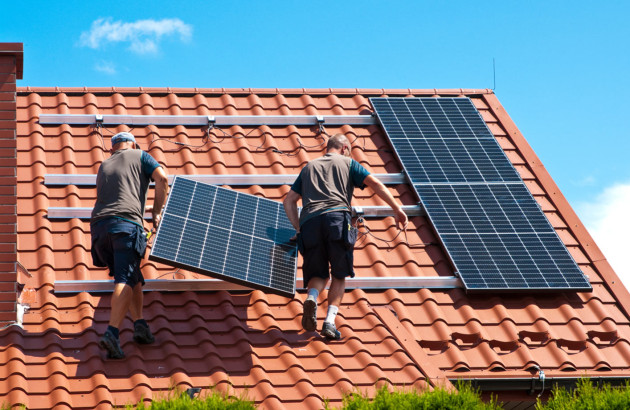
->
[16, 86, 495, 96]
[456, 375, 630, 394]
[482, 93, 630, 318]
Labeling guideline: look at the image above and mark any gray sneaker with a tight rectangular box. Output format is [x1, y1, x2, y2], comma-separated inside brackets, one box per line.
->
[133, 321, 155, 344]
[302, 295, 317, 332]
[321, 322, 341, 340]
[99, 330, 125, 359]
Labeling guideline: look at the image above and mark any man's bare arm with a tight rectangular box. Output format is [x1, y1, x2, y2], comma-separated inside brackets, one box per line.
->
[363, 174, 408, 230]
[283, 189, 301, 233]
[151, 166, 169, 229]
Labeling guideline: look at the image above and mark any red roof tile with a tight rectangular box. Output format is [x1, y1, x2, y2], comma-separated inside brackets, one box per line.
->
[3, 88, 629, 409]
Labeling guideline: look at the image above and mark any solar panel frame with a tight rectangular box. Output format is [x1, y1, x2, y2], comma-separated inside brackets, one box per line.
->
[371, 96, 591, 292]
[149, 177, 298, 297]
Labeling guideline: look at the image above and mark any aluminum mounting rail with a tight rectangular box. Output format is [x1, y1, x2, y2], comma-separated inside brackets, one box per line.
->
[38, 114, 378, 126]
[46, 205, 425, 220]
[54, 276, 461, 293]
[44, 173, 408, 186]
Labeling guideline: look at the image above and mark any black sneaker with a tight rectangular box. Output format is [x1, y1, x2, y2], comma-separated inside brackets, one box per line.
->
[133, 321, 155, 344]
[321, 322, 341, 340]
[302, 295, 317, 332]
[99, 330, 125, 359]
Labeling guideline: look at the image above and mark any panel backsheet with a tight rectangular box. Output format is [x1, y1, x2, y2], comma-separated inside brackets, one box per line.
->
[371, 97, 590, 292]
[149, 177, 297, 297]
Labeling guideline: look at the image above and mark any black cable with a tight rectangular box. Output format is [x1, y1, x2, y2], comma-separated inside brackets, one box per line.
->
[355, 216, 430, 249]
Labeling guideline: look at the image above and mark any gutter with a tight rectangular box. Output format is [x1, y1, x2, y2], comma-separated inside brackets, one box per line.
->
[453, 375, 630, 396]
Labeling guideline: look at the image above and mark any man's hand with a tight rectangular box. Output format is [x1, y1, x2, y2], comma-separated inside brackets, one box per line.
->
[394, 207, 408, 231]
[151, 166, 169, 230]
[152, 211, 162, 229]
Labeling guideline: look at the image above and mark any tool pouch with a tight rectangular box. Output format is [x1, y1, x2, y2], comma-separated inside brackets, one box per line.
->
[135, 226, 148, 258]
[342, 212, 357, 249]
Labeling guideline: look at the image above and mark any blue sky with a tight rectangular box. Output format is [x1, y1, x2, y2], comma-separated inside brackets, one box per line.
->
[3, 1, 630, 285]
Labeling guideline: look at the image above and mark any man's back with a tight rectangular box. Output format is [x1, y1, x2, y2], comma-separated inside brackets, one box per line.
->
[295, 153, 368, 226]
[91, 149, 154, 226]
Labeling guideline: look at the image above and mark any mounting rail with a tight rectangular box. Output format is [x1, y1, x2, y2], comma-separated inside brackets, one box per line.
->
[46, 205, 424, 220]
[44, 173, 408, 186]
[38, 114, 377, 126]
[54, 276, 461, 293]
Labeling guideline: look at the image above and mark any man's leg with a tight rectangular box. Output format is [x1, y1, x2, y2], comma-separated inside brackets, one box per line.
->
[129, 282, 155, 344]
[99, 282, 131, 359]
[129, 282, 143, 321]
[109, 283, 133, 328]
[320, 277, 344, 340]
[302, 276, 327, 332]
[327, 276, 345, 308]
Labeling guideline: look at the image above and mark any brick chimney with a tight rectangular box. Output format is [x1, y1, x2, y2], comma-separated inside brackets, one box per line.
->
[0, 43, 23, 326]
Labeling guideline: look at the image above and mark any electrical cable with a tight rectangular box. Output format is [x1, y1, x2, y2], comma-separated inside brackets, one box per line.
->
[354, 216, 431, 249]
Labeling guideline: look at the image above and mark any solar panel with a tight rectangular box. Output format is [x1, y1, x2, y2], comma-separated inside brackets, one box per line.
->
[371, 97, 591, 292]
[149, 177, 297, 297]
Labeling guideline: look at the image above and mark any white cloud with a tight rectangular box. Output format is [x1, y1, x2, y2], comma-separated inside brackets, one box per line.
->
[94, 60, 117, 75]
[80, 17, 192, 54]
[577, 182, 630, 290]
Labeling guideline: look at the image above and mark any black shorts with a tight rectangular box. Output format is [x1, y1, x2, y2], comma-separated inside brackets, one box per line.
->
[299, 211, 355, 288]
[91, 217, 146, 288]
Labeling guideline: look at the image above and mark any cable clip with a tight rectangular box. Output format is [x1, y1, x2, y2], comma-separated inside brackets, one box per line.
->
[353, 206, 364, 217]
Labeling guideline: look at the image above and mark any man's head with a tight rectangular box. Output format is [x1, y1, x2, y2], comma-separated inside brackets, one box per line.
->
[326, 133, 351, 157]
[111, 132, 137, 152]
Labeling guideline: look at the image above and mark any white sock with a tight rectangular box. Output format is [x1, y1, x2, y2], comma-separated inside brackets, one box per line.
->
[307, 288, 319, 299]
[325, 305, 339, 325]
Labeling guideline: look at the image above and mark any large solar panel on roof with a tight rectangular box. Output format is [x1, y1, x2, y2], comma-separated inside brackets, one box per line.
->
[149, 177, 297, 297]
[371, 97, 591, 292]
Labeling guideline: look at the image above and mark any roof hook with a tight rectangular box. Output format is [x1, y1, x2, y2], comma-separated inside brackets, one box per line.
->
[537, 369, 546, 398]
[95, 114, 103, 128]
[316, 115, 328, 138]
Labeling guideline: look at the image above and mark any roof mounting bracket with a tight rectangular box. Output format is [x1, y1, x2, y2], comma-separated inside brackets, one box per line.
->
[95, 114, 103, 127]
[207, 115, 215, 126]
[353, 206, 364, 217]
[316, 115, 324, 124]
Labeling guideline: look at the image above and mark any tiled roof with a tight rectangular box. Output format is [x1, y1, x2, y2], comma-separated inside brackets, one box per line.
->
[3, 87, 630, 409]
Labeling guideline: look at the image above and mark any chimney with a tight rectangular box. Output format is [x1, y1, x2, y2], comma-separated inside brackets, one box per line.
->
[0, 43, 23, 326]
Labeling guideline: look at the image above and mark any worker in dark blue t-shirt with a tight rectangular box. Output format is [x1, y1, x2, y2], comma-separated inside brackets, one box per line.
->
[284, 134, 408, 340]
[91, 132, 169, 359]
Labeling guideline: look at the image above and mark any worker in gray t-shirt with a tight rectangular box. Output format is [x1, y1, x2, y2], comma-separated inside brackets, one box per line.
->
[284, 133, 408, 340]
[91, 132, 169, 359]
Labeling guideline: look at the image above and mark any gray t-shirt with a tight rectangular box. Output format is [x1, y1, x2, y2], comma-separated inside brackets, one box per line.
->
[291, 153, 369, 226]
[91, 149, 160, 227]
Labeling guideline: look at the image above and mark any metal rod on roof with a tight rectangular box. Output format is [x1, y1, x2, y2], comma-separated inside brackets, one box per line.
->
[53, 276, 461, 293]
[46, 205, 425, 220]
[38, 114, 378, 126]
[44, 173, 408, 186]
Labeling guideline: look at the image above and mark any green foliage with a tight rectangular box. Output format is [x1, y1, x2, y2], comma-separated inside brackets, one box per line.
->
[336, 382, 501, 410]
[126, 388, 256, 410]
[537, 379, 630, 410]
[121, 378, 630, 410]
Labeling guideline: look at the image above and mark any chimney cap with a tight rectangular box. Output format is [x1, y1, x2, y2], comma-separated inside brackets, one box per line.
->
[0, 43, 24, 80]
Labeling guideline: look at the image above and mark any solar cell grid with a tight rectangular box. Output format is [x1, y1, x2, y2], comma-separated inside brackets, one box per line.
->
[394, 138, 521, 183]
[371, 96, 591, 292]
[416, 184, 555, 235]
[149, 177, 297, 297]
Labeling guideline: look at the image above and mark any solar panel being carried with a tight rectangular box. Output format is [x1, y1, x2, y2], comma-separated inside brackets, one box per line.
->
[149, 177, 297, 297]
[371, 97, 591, 292]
